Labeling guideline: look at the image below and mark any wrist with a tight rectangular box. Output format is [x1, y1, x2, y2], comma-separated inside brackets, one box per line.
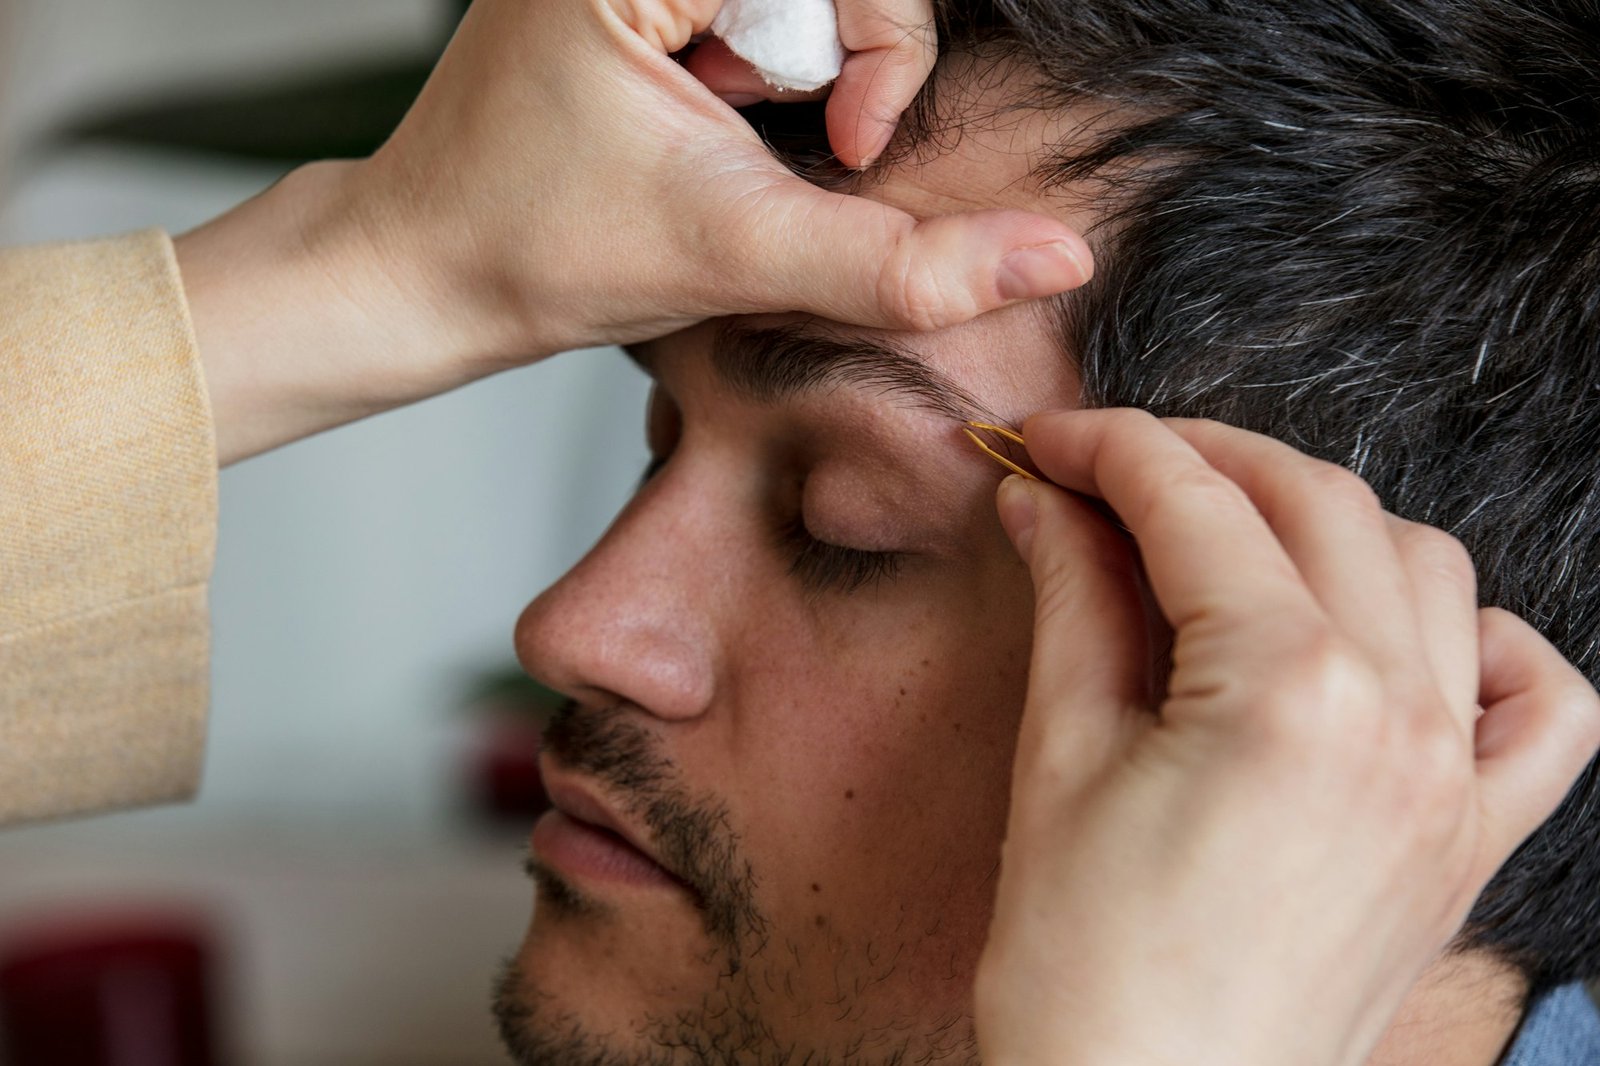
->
[330, 148, 569, 367]
[175, 158, 534, 465]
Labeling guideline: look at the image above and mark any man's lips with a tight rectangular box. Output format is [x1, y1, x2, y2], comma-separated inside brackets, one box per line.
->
[533, 767, 689, 892]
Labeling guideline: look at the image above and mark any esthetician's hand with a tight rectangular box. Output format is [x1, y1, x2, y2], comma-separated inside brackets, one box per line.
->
[976, 411, 1600, 1066]
[176, 0, 1090, 465]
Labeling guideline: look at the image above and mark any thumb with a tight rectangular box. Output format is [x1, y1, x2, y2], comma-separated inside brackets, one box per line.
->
[727, 180, 1093, 331]
[997, 475, 1150, 784]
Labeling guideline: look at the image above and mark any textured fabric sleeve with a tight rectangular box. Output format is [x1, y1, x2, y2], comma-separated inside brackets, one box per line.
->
[0, 229, 217, 826]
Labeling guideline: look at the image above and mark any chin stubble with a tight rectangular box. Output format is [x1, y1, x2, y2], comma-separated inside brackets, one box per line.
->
[496, 702, 979, 1066]
[492, 951, 979, 1066]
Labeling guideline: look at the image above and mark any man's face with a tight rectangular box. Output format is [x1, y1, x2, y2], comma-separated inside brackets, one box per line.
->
[501, 85, 1098, 1066]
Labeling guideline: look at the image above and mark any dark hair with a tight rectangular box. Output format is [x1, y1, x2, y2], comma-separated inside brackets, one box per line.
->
[752, 0, 1600, 996]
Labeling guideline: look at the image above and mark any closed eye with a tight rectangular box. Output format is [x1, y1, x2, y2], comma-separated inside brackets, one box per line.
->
[641, 451, 904, 595]
[778, 517, 905, 595]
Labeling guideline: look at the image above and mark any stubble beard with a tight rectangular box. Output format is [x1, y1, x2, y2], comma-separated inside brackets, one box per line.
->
[491, 703, 980, 1066]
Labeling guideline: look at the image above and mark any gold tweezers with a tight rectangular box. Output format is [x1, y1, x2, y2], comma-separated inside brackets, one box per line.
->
[961, 421, 1037, 480]
[963, 419, 1136, 538]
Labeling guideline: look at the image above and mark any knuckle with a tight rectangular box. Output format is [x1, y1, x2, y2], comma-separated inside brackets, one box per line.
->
[1240, 628, 1380, 748]
[881, 256, 966, 331]
[1305, 461, 1383, 513]
[887, 23, 938, 68]
[1405, 525, 1479, 590]
[1105, 407, 1165, 433]
[1077, 407, 1165, 453]
[611, 0, 707, 51]
[1030, 551, 1083, 632]
[1144, 467, 1254, 529]
[1165, 415, 1230, 440]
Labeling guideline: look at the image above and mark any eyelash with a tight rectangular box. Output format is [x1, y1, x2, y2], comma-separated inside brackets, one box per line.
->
[778, 518, 906, 595]
[639, 456, 904, 595]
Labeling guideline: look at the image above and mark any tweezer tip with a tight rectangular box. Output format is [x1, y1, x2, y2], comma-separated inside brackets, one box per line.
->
[961, 423, 1038, 480]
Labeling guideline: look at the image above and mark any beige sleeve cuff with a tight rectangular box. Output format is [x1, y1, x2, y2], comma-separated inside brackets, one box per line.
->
[0, 229, 218, 826]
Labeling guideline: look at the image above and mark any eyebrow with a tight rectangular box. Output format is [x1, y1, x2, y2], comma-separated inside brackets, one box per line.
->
[699, 323, 997, 422]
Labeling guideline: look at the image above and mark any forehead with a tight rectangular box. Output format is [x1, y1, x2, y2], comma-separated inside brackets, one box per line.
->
[642, 89, 1099, 420]
[859, 53, 1105, 233]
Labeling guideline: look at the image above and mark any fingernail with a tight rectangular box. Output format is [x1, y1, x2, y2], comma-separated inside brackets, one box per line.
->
[718, 92, 764, 108]
[996, 241, 1089, 301]
[996, 474, 1038, 561]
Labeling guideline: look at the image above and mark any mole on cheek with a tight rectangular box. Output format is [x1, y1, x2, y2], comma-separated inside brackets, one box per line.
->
[811, 882, 822, 893]
[815, 914, 826, 927]
[844, 789, 855, 800]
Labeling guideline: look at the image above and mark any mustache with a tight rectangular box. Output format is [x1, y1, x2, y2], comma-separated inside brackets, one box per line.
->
[541, 701, 766, 962]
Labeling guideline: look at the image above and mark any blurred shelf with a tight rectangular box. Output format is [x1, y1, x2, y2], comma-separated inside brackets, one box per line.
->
[0, 816, 532, 1066]
[53, 55, 433, 164]
[40, 1, 471, 165]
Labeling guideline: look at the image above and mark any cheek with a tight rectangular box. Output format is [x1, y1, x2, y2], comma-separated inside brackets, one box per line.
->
[716, 549, 1037, 1005]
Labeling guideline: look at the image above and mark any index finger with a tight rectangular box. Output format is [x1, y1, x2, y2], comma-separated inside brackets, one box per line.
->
[1021, 408, 1320, 633]
[827, 0, 937, 167]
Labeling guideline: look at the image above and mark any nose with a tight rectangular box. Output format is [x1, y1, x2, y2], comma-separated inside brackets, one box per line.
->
[514, 484, 722, 721]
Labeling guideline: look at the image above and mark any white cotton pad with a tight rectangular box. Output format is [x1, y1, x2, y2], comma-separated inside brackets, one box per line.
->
[711, 0, 846, 93]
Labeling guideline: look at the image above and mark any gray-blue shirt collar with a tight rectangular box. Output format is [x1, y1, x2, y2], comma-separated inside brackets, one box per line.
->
[1499, 983, 1600, 1066]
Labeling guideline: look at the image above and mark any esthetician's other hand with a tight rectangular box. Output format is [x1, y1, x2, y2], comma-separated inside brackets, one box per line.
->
[976, 411, 1600, 1066]
[177, 0, 1091, 465]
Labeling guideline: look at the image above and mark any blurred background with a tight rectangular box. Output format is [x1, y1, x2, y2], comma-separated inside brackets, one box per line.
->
[0, 0, 651, 1061]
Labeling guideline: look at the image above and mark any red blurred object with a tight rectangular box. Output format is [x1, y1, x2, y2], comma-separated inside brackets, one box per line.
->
[0, 910, 219, 1066]
[468, 713, 552, 824]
